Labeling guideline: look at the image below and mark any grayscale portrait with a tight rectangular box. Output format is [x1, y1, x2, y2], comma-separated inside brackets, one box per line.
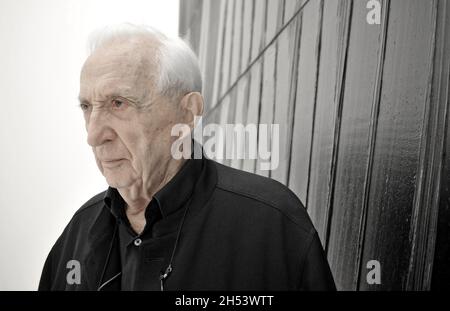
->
[1, 0, 449, 293]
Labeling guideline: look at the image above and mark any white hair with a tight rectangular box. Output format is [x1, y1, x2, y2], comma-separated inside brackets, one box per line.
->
[87, 23, 202, 100]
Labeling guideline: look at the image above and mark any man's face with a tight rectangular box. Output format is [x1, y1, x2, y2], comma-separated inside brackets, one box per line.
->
[78, 38, 186, 190]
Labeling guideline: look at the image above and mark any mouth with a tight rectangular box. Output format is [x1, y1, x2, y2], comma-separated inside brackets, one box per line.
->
[101, 159, 126, 168]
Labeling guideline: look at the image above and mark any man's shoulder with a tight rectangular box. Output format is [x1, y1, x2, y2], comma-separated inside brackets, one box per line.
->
[212, 161, 304, 208]
[210, 161, 314, 233]
[73, 190, 107, 218]
[45, 191, 107, 258]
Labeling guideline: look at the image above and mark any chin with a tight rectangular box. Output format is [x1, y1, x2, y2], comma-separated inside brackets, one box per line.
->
[105, 178, 134, 189]
[100, 162, 135, 187]
[103, 171, 135, 189]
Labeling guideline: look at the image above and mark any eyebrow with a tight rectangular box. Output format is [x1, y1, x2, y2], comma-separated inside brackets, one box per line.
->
[78, 96, 89, 104]
[108, 93, 139, 103]
[77, 94, 141, 107]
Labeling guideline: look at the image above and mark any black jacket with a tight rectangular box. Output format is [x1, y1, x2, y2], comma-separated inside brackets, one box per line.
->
[38, 157, 336, 291]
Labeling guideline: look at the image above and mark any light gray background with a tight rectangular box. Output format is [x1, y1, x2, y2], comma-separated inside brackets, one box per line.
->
[0, 0, 179, 290]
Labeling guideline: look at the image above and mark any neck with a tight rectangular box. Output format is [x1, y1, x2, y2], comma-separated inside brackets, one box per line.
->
[117, 157, 186, 234]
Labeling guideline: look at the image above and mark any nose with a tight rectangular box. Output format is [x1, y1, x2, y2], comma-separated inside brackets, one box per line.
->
[86, 108, 116, 147]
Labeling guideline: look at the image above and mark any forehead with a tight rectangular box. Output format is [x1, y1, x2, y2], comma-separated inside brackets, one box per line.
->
[79, 38, 159, 99]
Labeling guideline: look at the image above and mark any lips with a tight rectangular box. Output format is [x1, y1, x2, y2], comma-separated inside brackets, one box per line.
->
[101, 159, 126, 168]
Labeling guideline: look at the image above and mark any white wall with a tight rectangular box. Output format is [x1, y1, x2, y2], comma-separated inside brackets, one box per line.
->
[0, 0, 179, 290]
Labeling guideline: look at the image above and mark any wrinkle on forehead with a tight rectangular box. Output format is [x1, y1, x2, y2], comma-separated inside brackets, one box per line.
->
[80, 35, 162, 105]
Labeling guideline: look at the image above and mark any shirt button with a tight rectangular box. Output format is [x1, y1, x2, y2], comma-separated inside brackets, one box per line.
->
[134, 238, 142, 247]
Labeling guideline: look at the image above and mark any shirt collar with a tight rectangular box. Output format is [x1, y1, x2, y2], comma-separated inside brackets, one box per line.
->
[153, 157, 202, 218]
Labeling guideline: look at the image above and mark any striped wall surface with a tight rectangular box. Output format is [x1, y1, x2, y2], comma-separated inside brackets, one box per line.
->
[179, 0, 450, 290]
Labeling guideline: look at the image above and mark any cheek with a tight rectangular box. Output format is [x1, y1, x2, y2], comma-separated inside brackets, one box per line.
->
[93, 151, 104, 174]
[136, 107, 182, 151]
[139, 114, 168, 140]
[155, 123, 179, 147]
[123, 132, 143, 156]
[120, 124, 154, 159]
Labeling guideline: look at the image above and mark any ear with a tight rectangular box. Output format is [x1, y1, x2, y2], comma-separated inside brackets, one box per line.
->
[180, 92, 204, 128]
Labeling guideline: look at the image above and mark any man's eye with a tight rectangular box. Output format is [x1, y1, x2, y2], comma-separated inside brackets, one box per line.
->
[79, 103, 90, 111]
[111, 98, 128, 110]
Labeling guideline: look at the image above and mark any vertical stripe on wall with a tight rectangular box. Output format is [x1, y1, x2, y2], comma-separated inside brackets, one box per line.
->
[359, 0, 437, 290]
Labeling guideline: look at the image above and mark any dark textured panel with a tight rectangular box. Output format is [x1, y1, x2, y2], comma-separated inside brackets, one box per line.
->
[241, 0, 254, 71]
[231, 75, 250, 169]
[284, 0, 302, 24]
[407, 0, 450, 290]
[215, 95, 231, 165]
[223, 88, 238, 167]
[251, 0, 267, 62]
[242, 60, 263, 174]
[432, 54, 450, 291]
[220, 0, 236, 97]
[289, 0, 322, 204]
[265, 0, 282, 45]
[179, 0, 204, 38]
[271, 16, 300, 184]
[359, 0, 436, 290]
[306, 0, 352, 243]
[432, 87, 450, 290]
[255, 44, 277, 178]
[204, 97, 222, 125]
[210, 0, 228, 108]
[182, 0, 447, 291]
[326, 0, 386, 291]
[179, 0, 204, 55]
[204, 0, 226, 109]
[198, 0, 225, 110]
[230, 0, 244, 84]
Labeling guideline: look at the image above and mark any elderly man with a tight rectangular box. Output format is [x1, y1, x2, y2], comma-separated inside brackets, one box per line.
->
[38, 24, 335, 291]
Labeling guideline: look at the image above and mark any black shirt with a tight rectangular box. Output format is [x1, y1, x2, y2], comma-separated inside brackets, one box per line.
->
[104, 158, 202, 290]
